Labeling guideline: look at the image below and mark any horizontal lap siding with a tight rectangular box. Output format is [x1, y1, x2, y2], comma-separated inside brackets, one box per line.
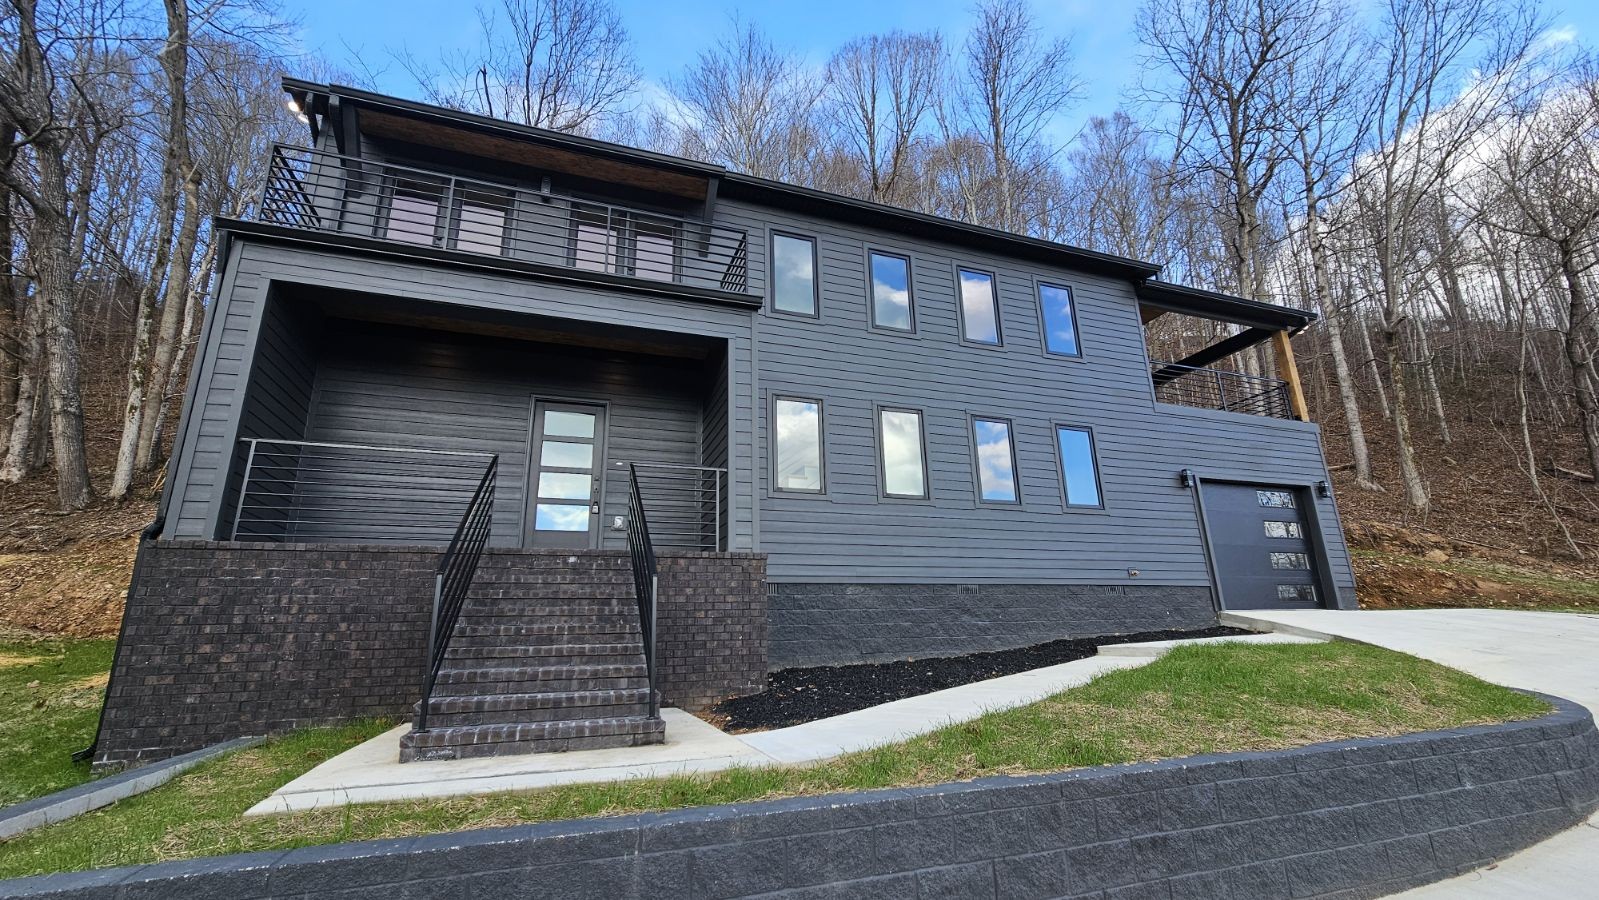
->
[305, 319, 704, 548]
[167, 239, 758, 549]
[717, 198, 1353, 599]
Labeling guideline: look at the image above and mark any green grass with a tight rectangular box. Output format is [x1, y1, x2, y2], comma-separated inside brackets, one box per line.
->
[0, 635, 117, 808]
[0, 641, 1548, 879]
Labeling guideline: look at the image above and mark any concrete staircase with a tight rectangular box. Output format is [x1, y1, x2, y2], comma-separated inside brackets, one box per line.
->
[398, 550, 665, 762]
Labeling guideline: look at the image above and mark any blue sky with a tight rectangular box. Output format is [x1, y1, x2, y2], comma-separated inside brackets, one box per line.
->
[281, 0, 1598, 144]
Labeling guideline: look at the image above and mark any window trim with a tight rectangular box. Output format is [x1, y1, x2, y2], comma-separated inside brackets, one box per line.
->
[1052, 422, 1106, 510]
[866, 247, 918, 335]
[875, 403, 932, 501]
[769, 230, 821, 319]
[968, 414, 1022, 506]
[954, 264, 1004, 347]
[1035, 278, 1084, 359]
[770, 394, 827, 496]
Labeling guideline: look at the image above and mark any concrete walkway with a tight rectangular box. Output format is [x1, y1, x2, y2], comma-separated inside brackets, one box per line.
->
[250, 632, 1310, 814]
[1223, 608, 1599, 898]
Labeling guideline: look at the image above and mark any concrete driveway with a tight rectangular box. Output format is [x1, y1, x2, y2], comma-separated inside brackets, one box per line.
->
[1223, 608, 1599, 898]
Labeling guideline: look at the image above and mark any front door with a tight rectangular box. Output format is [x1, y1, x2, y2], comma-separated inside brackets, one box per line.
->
[527, 401, 606, 548]
[1201, 482, 1323, 609]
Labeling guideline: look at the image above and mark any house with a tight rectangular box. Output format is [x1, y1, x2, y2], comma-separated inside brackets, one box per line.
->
[90, 79, 1355, 768]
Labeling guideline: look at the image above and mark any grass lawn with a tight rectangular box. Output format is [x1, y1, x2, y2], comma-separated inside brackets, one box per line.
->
[0, 640, 1548, 880]
[0, 633, 117, 808]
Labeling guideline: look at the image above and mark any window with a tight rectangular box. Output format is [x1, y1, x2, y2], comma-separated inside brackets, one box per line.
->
[773, 397, 824, 493]
[453, 190, 511, 255]
[631, 219, 677, 281]
[1263, 521, 1304, 539]
[1257, 490, 1296, 509]
[878, 407, 928, 498]
[771, 233, 818, 316]
[971, 417, 1019, 503]
[384, 179, 445, 245]
[957, 267, 1001, 345]
[572, 208, 678, 280]
[1270, 552, 1311, 570]
[869, 251, 915, 331]
[572, 208, 619, 273]
[1055, 426, 1102, 508]
[1277, 584, 1317, 602]
[1038, 282, 1081, 357]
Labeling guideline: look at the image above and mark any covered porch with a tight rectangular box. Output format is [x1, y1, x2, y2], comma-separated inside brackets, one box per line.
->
[219, 283, 735, 553]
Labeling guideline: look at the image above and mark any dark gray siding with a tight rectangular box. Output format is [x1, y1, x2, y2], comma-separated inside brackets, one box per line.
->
[715, 197, 1355, 603]
[165, 240, 758, 549]
[303, 319, 705, 548]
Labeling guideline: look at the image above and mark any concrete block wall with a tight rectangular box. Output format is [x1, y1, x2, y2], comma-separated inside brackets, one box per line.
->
[767, 583, 1217, 668]
[18, 695, 1598, 899]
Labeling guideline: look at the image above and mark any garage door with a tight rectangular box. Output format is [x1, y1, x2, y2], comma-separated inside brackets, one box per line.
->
[1201, 482, 1322, 610]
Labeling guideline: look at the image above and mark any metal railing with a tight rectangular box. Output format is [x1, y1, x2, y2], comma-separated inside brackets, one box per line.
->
[1150, 360, 1293, 419]
[618, 462, 726, 552]
[231, 438, 499, 544]
[416, 456, 498, 733]
[255, 144, 751, 294]
[624, 464, 660, 718]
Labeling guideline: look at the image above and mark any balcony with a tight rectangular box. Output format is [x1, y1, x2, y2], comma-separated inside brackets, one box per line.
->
[252, 144, 750, 296]
[1150, 360, 1294, 420]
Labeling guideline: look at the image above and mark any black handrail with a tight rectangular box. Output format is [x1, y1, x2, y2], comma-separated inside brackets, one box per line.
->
[624, 463, 660, 718]
[416, 457, 498, 733]
[1149, 360, 1293, 419]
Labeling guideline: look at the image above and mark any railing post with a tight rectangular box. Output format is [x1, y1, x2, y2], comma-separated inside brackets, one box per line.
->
[418, 571, 443, 734]
[647, 573, 659, 717]
[231, 439, 259, 541]
[714, 471, 722, 553]
[1213, 370, 1227, 412]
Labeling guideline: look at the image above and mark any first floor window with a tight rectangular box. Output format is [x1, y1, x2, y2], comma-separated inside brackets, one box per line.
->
[972, 417, 1019, 503]
[879, 407, 928, 498]
[773, 397, 824, 492]
[1056, 425, 1102, 507]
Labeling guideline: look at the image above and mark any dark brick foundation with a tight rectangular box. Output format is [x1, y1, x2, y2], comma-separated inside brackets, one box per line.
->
[768, 582, 1217, 668]
[20, 694, 1599, 899]
[656, 552, 767, 710]
[95, 542, 768, 767]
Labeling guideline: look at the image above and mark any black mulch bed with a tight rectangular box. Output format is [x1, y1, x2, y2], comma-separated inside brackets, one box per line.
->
[708, 626, 1255, 732]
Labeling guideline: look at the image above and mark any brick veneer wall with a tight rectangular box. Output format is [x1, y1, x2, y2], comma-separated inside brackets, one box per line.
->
[20, 695, 1598, 899]
[94, 540, 440, 768]
[656, 551, 767, 710]
[768, 583, 1217, 668]
[94, 542, 768, 767]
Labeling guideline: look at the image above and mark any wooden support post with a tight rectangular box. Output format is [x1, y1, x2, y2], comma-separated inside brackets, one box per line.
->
[1272, 329, 1311, 422]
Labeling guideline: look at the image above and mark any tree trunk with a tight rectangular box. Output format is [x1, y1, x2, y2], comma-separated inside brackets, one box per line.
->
[1558, 245, 1599, 481]
[1380, 319, 1430, 517]
[1409, 316, 1452, 444]
[0, 292, 43, 482]
[32, 176, 93, 509]
[1354, 306, 1393, 420]
[1305, 197, 1379, 491]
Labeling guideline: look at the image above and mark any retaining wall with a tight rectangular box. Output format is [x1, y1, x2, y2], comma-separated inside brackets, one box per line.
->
[29, 694, 1598, 899]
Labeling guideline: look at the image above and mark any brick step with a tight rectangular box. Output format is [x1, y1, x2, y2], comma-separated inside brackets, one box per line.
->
[431, 664, 649, 696]
[416, 688, 653, 727]
[399, 715, 664, 762]
[442, 643, 644, 667]
[460, 602, 640, 617]
[449, 622, 641, 641]
[466, 579, 634, 592]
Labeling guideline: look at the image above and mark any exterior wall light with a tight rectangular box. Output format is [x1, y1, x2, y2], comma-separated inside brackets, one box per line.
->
[1180, 468, 1196, 489]
[1316, 480, 1331, 498]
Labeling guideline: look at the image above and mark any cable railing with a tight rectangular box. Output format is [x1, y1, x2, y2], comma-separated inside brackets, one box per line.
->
[255, 143, 751, 294]
[617, 462, 726, 552]
[416, 457, 497, 734]
[231, 438, 498, 544]
[1150, 360, 1293, 419]
[624, 464, 660, 718]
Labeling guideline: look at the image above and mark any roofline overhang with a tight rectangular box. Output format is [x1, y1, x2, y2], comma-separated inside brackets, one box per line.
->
[1137, 281, 1317, 333]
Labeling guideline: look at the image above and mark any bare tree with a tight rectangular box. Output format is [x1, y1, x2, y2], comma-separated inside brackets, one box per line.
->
[821, 31, 943, 205]
[944, 0, 1080, 233]
[669, 20, 823, 183]
[402, 0, 639, 135]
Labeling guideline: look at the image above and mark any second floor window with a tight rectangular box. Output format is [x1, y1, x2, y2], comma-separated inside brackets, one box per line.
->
[572, 208, 678, 281]
[771, 232, 818, 316]
[958, 268, 1001, 345]
[384, 179, 446, 246]
[870, 251, 915, 332]
[1038, 282, 1081, 357]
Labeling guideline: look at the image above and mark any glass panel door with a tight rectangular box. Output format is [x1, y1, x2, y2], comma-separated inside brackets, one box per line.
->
[528, 402, 606, 548]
